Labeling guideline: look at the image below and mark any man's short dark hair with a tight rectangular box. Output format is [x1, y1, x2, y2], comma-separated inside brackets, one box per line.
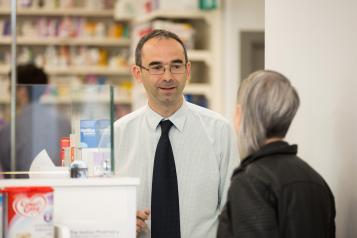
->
[135, 29, 188, 66]
[16, 63, 48, 85]
[9, 63, 48, 102]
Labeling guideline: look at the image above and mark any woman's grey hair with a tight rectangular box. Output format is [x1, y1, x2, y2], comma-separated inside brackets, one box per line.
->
[237, 70, 300, 159]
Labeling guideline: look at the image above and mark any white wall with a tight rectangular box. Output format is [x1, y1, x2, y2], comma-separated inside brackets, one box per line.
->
[222, 0, 264, 121]
[266, 0, 357, 237]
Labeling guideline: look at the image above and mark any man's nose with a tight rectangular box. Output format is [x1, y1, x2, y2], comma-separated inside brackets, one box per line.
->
[162, 65, 173, 80]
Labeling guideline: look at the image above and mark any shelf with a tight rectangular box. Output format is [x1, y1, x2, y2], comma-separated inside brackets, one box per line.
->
[0, 37, 130, 46]
[0, 65, 130, 76]
[188, 50, 212, 65]
[0, 8, 113, 17]
[41, 95, 131, 105]
[0, 65, 10, 74]
[134, 9, 210, 24]
[46, 66, 130, 76]
[128, 49, 211, 64]
[0, 96, 130, 105]
[0, 97, 9, 104]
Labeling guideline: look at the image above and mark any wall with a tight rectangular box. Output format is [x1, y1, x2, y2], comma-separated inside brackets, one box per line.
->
[266, 0, 357, 237]
[222, 0, 264, 121]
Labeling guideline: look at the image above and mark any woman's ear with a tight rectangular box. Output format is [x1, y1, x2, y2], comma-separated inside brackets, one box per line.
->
[235, 105, 241, 132]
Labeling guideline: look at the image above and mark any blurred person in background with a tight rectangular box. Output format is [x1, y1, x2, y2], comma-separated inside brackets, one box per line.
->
[217, 70, 335, 238]
[0, 63, 70, 177]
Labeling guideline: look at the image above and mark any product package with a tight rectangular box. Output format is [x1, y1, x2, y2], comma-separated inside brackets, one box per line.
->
[3, 186, 54, 238]
[80, 119, 110, 148]
[80, 119, 111, 176]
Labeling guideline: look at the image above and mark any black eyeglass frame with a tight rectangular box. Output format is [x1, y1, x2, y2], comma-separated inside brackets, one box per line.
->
[137, 62, 188, 75]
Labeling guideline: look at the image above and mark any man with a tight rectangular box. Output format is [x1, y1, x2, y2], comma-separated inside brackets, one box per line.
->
[114, 29, 238, 238]
[217, 70, 336, 237]
[0, 63, 70, 176]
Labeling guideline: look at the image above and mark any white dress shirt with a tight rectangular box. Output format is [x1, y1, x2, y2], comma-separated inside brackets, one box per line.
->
[114, 100, 239, 238]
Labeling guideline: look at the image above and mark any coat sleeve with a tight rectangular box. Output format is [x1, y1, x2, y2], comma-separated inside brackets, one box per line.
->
[217, 174, 279, 238]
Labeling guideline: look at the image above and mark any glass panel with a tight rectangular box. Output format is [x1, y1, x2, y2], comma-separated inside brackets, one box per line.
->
[0, 84, 114, 178]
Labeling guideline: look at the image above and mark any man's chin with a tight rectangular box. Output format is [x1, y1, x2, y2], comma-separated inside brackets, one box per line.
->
[159, 96, 181, 105]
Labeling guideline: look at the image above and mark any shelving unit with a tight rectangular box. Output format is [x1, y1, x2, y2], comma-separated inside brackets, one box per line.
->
[0, 7, 115, 17]
[0, 1, 223, 127]
[133, 9, 210, 24]
[0, 7, 130, 75]
[0, 64, 130, 75]
[0, 36, 130, 46]
[0, 1, 133, 123]
[124, 7, 223, 112]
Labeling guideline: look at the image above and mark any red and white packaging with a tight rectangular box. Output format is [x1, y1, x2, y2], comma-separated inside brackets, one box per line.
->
[3, 186, 54, 238]
[60, 137, 70, 166]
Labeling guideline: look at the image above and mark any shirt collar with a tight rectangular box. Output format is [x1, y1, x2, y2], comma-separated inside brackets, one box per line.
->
[145, 99, 188, 133]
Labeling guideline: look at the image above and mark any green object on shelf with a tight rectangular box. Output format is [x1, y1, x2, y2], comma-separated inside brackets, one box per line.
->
[199, 0, 218, 10]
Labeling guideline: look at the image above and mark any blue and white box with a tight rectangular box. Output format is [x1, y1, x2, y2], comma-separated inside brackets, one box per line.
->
[80, 119, 110, 148]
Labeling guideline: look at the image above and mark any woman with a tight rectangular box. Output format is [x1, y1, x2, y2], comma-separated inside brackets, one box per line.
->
[217, 70, 335, 238]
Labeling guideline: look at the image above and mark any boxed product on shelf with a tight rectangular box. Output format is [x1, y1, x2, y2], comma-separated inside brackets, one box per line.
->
[10, 0, 115, 10]
[151, 20, 195, 49]
[1, 19, 11, 36]
[131, 22, 153, 50]
[199, 0, 219, 10]
[132, 20, 195, 50]
[8, 45, 129, 70]
[154, 0, 199, 11]
[18, 16, 129, 40]
[0, 0, 10, 8]
[114, 0, 138, 19]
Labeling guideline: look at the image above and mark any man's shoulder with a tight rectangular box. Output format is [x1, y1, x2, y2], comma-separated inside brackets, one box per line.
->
[186, 101, 229, 126]
[114, 106, 146, 128]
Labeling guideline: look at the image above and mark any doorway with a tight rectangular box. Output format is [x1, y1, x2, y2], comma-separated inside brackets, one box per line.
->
[240, 31, 265, 80]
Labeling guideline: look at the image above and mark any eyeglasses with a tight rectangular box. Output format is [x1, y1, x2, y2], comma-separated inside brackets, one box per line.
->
[138, 62, 187, 75]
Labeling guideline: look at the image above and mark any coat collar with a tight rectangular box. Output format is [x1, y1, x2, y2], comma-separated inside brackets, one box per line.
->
[233, 141, 298, 176]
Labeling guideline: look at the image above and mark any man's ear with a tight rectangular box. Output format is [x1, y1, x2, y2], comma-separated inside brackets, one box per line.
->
[185, 61, 191, 83]
[131, 64, 143, 83]
[235, 104, 241, 132]
[16, 86, 29, 106]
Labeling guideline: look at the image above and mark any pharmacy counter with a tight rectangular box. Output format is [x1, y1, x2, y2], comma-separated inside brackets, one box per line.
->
[0, 177, 139, 238]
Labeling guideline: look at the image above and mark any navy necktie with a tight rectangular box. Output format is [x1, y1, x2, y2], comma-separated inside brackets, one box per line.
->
[151, 120, 181, 238]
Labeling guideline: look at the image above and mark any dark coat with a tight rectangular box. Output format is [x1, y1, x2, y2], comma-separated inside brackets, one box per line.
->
[217, 141, 335, 238]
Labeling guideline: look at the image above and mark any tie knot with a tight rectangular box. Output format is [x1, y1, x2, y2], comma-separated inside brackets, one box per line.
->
[160, 120, 173, 135]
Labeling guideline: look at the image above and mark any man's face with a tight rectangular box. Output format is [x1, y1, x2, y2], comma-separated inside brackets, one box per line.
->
[132, 38, 191, 110]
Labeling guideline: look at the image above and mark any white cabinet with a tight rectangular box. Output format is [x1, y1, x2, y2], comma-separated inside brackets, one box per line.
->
[0, 177, 139, 238]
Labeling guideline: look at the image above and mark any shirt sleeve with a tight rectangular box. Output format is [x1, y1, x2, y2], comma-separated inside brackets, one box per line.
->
[217, 174, 279, 238]
[218, 122, 239, 210]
